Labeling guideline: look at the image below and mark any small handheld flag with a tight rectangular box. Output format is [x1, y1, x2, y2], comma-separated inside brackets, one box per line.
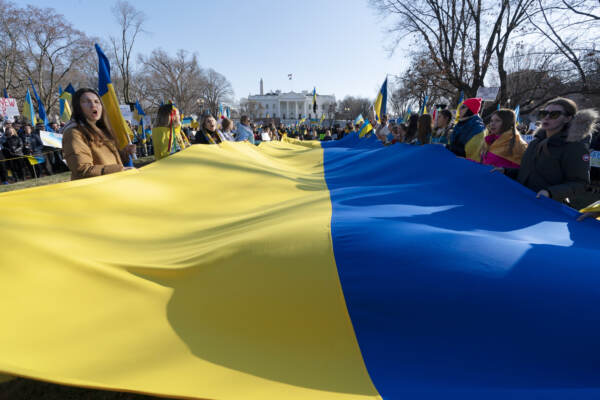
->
[358, 119, 374, 138]
[354, 114, 364, 125]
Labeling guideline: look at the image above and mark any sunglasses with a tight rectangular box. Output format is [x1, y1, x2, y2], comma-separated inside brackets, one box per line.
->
[538, 110, 567, 120]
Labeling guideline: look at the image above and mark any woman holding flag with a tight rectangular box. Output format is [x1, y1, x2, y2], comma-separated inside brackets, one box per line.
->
[62, 88, 136, 180]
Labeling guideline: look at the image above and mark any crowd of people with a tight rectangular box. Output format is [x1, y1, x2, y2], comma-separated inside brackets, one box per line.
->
[0, 118, 68, 184]
[10, 87, 599, 219]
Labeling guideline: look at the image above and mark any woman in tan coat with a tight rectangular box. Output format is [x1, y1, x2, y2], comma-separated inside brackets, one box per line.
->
[62, 88, 136, 180]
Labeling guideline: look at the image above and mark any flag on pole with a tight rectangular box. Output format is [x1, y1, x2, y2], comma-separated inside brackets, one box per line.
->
[94, 43, 133, 156]
[59, 85, 72, 123]
[23, 89, 35, 126]
[28, 78, 50, 131]
[312, 87, 317, 114]
[455, 91, 464, 124]
[419, 95, 428, 116]
[354, 114, 364, 125]
[3, 88, 8, 98]
[288, 73, 292, 80]
[133, 100, 146, 137]
[374, 77, 388, 122]
[515, 105, 521, 123]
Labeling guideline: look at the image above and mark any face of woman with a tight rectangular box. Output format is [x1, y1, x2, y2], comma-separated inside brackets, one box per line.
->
[437, 115, 448, 128]
[541, 104, 570, 133]
[80, 92, 102, 123]
[205, 117, 217, 131]
[488, 114, 504, 135]
[459, 104, 469, 118]
[173, 109, 181, 126]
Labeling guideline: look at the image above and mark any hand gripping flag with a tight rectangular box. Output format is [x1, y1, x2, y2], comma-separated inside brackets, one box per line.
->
[95, 43, 133, 153]
[373, 77, 387, 122]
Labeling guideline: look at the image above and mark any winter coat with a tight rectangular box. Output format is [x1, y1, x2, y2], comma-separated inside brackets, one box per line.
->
[448, 115, 486, 161]
[62, 121, 125, 180]
[4, 135, 24, 157]
[21, 132, 44, 155]
[480, 130, 528, 169]
[195, 128, 222, 144]
[504, 109, 598, 202]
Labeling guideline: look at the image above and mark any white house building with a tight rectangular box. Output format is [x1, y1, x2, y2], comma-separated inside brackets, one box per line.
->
[240, 79, 336, 122]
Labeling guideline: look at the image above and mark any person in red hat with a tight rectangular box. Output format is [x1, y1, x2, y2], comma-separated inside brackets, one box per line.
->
[448, 97, 486, 161]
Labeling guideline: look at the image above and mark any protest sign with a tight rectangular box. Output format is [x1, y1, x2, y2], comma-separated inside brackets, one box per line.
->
[475, 87, 500, 101]
[0, 98, 20, 120]
[39, 130, 63, 148]
[119, 105, 133, 123]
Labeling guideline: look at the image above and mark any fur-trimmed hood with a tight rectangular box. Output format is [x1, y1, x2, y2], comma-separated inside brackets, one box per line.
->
[533, 108, 599, 143]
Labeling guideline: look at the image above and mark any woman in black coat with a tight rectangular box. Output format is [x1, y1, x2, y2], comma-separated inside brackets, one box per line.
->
[494, 97, 598, 203]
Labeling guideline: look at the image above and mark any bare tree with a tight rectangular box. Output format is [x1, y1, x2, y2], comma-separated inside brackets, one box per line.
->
[336, 96, 372, 120]
[0, 0, 23, 97]
[110, 0, 146, 104]
[526, 0, 600, 92]
[371, 0, 536, 103]
[21, 5, 92, 115]
[138, 49, 206, 114]
[201, 69, 234, 117]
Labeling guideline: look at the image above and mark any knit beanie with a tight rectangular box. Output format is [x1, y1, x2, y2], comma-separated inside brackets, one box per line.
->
[463, 98, 482, 115]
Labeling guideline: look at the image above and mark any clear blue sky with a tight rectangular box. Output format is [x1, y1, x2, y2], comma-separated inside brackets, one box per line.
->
[30, 0, 406, 102]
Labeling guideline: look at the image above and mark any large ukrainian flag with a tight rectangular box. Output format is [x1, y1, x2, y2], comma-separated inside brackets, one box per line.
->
[1, 137, 600, 399]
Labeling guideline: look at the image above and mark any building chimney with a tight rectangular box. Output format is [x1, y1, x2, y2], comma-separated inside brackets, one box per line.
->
[260, 78, 264, 95]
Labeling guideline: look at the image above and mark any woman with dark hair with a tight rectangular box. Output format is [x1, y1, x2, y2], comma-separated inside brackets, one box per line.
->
[195, 114, 222, 144]
[390, 123, 407, 144]
[4, 127, 27, 181]
[494, 97, 598, 202]
[448, 98, 486, 161]
[405, 114, 419, 144]
[62, 88, 135, 180]
[431, 109, 453, 144]
[416, 114, 433, 145]
[152, 103, 187, 160]
[220, 118, 235, 141]
[480, 109, 527, 168]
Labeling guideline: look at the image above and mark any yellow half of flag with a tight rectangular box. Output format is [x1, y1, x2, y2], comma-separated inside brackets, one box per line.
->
[0, 141, 378, 400]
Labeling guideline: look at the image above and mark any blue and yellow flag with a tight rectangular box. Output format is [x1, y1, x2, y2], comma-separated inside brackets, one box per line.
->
[1, 138, 600, 399]
[95, 43, 132, 152]
[22, 88, 35, 126]
[455, 90, 464, 123]
[373, 77, 387, 122]
[312, 87, 317, 113]
[58, 85, 72, 122]
[28, 78, 49, 130]
[419, 95, 428, 116]
[358, 119, 373, 138]
[3, 88, 8, 98]
[354, 114, 364, 125]
[133, 100, 146, 138]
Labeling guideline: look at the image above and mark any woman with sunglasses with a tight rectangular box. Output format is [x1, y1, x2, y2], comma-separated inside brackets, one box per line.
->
[494, 97, 598, 203]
